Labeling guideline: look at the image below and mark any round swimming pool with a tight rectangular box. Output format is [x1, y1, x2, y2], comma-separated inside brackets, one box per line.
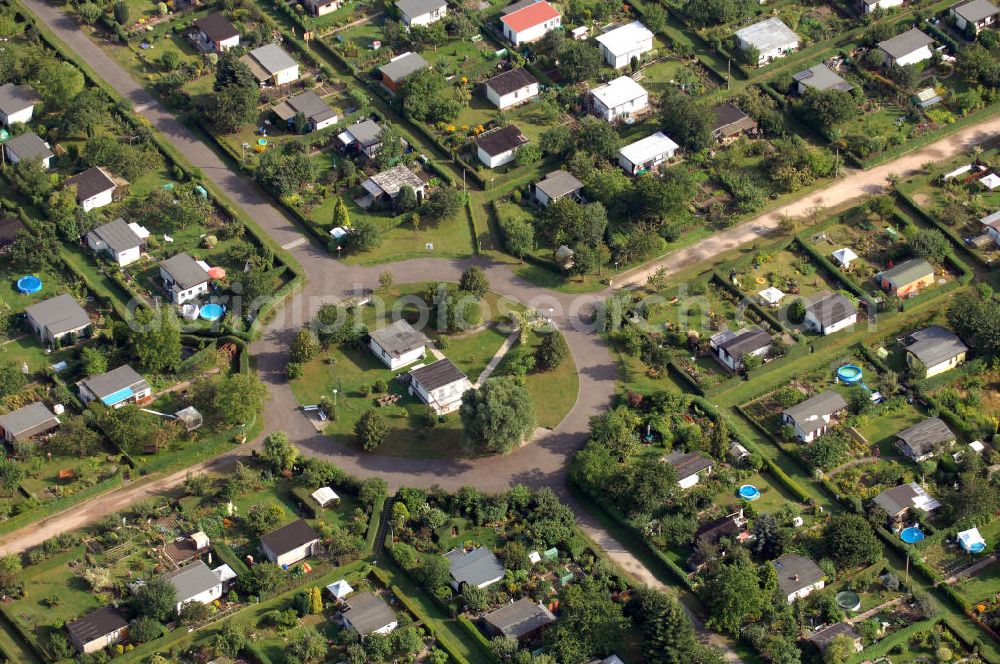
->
[837, 364, 863, 385]
[199, 303, 225, 321]
[836, 591, 862, 612]
[900, 526, 925, 544]
[738, 485, 761, 501]
[16, 275, 42, 295]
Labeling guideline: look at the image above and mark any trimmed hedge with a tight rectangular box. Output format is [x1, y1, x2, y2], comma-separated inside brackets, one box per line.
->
[458, 615, 497, 661]
[214, 541, 250, 576]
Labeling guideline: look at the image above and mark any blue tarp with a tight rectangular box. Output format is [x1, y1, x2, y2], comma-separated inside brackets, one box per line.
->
[101, 386, 134, 406]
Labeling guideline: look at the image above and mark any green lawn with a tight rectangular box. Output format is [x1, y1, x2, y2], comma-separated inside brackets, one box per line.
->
[856, 403, 929, 456]
[291, 342, 468, 457]
[713, 471, 799, 515]
[454, 95, 566, 144]
[314, 192, 477, 265]
[513, 331, 580, 429]
[443, 326, 508, 380]
[0, 335, 77, 375]
[5, 547, 104, 652]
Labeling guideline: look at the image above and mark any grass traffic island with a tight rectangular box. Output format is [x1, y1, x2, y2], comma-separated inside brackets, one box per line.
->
[289, 284, 579, 457]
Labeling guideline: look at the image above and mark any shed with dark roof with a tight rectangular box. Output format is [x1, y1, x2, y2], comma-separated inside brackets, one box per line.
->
[379, 52, 430, 91]
[25, 293, 91, 343]
[193, 13, 239, 51]
[804, 292, 858, 335]
[66, 607, 128, 654]
[781, 390, 847, 442]
[260, 519, 321, 567]
[272, 90, 338, 131]
[663, 451, 714, 489]
[773, 554, 825, 603]
[0, 82, 39, 125]
[160, 252, 210, 304]
[475, 125, 528, 168]
[342, 591, 399, 636]
[877, 258, 935, 297]
[409, 359, 472, 415]
[905, 326, 968, 377]
[4, 132, 53, 168]
[710, 326, 772, 371]
[535, 170, 583, 206]
[793, 64, 854, 94]
[65, 167, 117, 211]
[77, 364, 151, 408]
[483, 598, 556, 640]
[806, 622, 862, 653]
[0, 402, 60, 443]
[877, 28, 934, 67]
[711, 104, 757, 141]
[895, 417, 955, 462]
[484, 68, 539, 109]
[368, 319, 428, 369]
[445, 547, 505, 589]
[872, 482, 940, 522]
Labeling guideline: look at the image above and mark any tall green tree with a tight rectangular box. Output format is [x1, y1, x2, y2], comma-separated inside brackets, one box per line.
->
[824, 514, 881, 570]
[459, 266, 489, 299]
[133, 305, 182, 373]
[544, 579, 628, 662]
[132, 577, 177, 621]
[32, 58, 84, 109]
[460, 377, 536, 455]
[501, 217, 534, 262]
[660, 90, 713, 151]
[215, 373, 268, 426]
[262, 431, 299, 473]
[633, 588, 703, 664]
[355, 409, 389, 450]
[210, 53, 259, 132]
[535, 331, 569, 371]
[702, 560, 765, 635]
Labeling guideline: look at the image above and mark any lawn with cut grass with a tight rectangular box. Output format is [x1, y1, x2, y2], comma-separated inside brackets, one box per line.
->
[0, 335, 77, 375]
[309, 188, 477, 265]
[443, 325, 509, 380]
[291, 342, 468, 457]
[511, 330, 580, 429]
[856, 402, 929, 457]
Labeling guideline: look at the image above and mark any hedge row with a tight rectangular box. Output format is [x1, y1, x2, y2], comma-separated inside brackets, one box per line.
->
[890, 210, 974, 286]
[368, 566, 478, 664]
[851, 99, 1000, 169]
[213, 541, 250, 576]
[457, 615, 498, 662]
[666, 358, 706, 396]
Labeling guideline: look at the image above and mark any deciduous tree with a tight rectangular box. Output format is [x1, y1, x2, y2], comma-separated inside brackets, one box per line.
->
[460, 377, 536, 455]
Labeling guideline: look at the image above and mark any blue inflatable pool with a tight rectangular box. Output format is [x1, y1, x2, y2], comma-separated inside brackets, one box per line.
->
[16, 275, 42, 295]
[199, 303, 225, 321]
